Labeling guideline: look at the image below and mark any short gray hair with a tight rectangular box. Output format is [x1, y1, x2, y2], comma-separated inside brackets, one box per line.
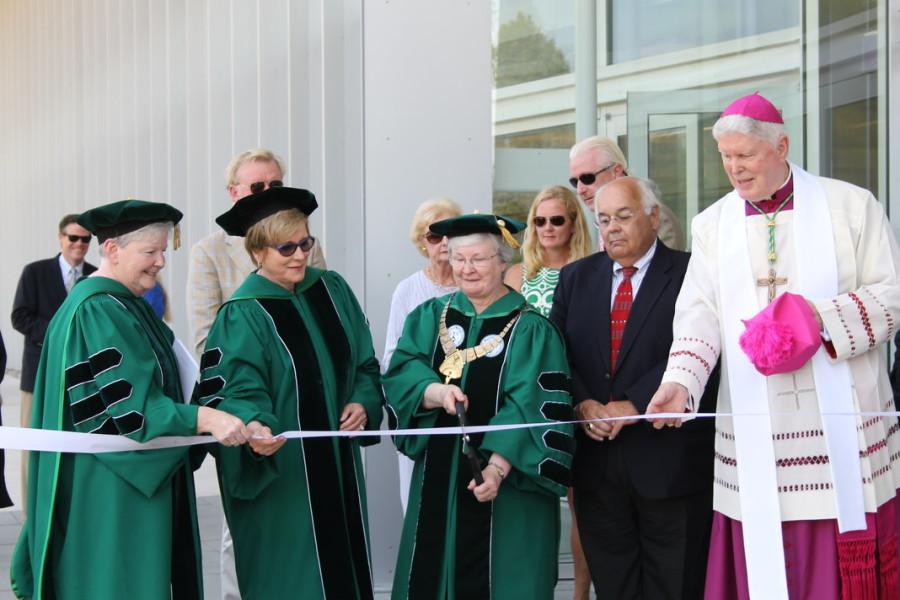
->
[99, 222, 173, 257]
[569, 135, 628, 170]
[224, 148, 286, 187]
[448, 233, 515, 266]
[594, 176, 660, 217]
[712, 114, 786, 148]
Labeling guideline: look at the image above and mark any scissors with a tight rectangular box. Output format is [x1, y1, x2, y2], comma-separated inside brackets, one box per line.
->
[455, 401, 484, 486]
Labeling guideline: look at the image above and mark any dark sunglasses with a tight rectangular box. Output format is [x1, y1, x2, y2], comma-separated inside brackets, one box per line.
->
[424, 232, 445, 244]
[533, 215, 567, 228]
[568, 163, 615, 188]
[249, 179, 284, 194]
[65, 234, 92, 244]
[270, 236, 316, 257]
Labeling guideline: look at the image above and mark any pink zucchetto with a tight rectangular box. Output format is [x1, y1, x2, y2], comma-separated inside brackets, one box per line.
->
[720, 93, 784, 124]
[739, 292, 821, 376]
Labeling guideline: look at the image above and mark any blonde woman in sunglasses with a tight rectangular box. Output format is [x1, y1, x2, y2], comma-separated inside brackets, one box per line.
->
[504, 186, 592, 317]
[504, 185, 593, 600]
[194, 186, 384, 599]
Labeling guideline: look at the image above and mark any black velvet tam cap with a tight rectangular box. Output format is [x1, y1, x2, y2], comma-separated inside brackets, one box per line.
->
[215, 186, 318, 237]
[77, 200, 183, 243]
[429, 213, 525, 248]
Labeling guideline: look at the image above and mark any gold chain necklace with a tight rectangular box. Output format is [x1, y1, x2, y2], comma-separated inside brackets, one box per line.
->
[747, 192, 793, 302]
[437, 295, 519, 383]
[746, 192, 794, 264]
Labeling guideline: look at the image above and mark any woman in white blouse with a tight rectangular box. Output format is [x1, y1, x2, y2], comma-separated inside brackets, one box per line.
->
[382, 197, 462, 513]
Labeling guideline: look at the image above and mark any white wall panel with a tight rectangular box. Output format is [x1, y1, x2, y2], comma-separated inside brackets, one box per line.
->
[0, 0, 375, 372]
[362, 0, 493, 588]
[0, 1, 494, 590]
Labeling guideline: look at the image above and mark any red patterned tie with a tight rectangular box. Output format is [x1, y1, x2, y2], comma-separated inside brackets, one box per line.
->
[610, 266, 638, 371]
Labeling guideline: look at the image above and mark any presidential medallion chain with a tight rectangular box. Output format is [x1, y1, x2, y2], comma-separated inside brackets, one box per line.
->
[437, 295, 519, 383]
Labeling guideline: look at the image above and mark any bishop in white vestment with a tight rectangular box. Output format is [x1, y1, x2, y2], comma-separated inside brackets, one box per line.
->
[647, 93, 900, 600]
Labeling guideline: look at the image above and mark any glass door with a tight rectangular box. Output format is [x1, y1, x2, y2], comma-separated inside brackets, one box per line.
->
[626, 89, 804, 244]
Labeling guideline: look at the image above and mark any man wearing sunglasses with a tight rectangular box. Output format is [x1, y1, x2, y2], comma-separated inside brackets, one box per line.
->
[186, 147, 326, 600]
[11, 213, 97, 501]
[569, 136, 684, 251]
[188, 148, 327, 356]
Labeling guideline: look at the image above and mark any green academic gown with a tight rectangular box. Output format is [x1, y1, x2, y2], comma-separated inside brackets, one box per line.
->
[194, 269, 384, 599]
[383, 290, 574, 600]
[10, 276, 203, 600]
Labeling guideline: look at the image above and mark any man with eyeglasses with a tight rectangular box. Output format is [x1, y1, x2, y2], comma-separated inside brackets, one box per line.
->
[11, 213, 97, 503]
[550, 177, 717, 599]
[568, 136, 684, 251]
[187, 148, 326, 599]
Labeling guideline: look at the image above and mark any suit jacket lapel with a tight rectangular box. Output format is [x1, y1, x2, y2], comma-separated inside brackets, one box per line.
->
[596, 255, 614, 373]
[226, 234, 251, 271]
[615, 243, 673, 369]
[52, 255, 68, 301]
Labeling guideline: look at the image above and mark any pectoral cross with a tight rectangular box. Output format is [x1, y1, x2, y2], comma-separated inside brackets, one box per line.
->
[757, 268, 787, 303]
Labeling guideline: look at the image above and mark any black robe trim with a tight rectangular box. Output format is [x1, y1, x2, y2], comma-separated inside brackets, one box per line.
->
[408, 307, 519, 599]
[89, 417, 118, 435]
[542, 429, 575, 455]
[200, 396, 222, 409]
[70, 392, 105, 425]
[99, 379, 133, 408]
[258, 285, 373, 600]
[119, 297, 201, 599]
[65, 360, 93, 390]
[113, 410, 145, 435]
[537, 371, 571, 394]
[199, 347, 223, 370]
[541, 401, 575, 422]
[196, 375, 225, 398]
[538, 458, 572, 488]
[88, 347, 123, 376]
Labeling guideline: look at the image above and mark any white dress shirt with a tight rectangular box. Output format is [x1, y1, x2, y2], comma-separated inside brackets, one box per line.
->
[609, 240, 657, 309]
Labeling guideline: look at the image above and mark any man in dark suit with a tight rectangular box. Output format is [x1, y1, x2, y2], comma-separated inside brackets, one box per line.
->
[11, 214, 96, 498]
[550, 177, 716, 599]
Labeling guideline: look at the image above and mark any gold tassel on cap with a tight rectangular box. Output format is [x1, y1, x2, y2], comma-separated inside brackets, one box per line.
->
[496, 218, 520, 249]
[173, 223, 181, 250]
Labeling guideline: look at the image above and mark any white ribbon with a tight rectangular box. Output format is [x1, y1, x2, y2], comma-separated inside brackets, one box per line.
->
[1, 410, 897, 453]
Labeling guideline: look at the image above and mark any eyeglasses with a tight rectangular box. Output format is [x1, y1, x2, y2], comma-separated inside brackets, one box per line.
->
[533, 215, 567, 228]
[449, 254, 498, 269]
[595, 212, 635, 229]
[424, 232, 445, 245]
[269, 236, 316, 257]
[569, 163, 616, 188]
[247, 179, 284, 194]
[64, 234, 92, 244]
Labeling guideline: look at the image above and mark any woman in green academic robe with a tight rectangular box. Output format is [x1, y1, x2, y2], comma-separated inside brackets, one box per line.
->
[383, 214, 575, 600]
[11, 200, 248, 600]
[194, 186, 384, 599]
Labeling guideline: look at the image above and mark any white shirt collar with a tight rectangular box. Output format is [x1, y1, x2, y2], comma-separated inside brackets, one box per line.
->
[59, 254, 83, 275]
[612, 239, 657, 275]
